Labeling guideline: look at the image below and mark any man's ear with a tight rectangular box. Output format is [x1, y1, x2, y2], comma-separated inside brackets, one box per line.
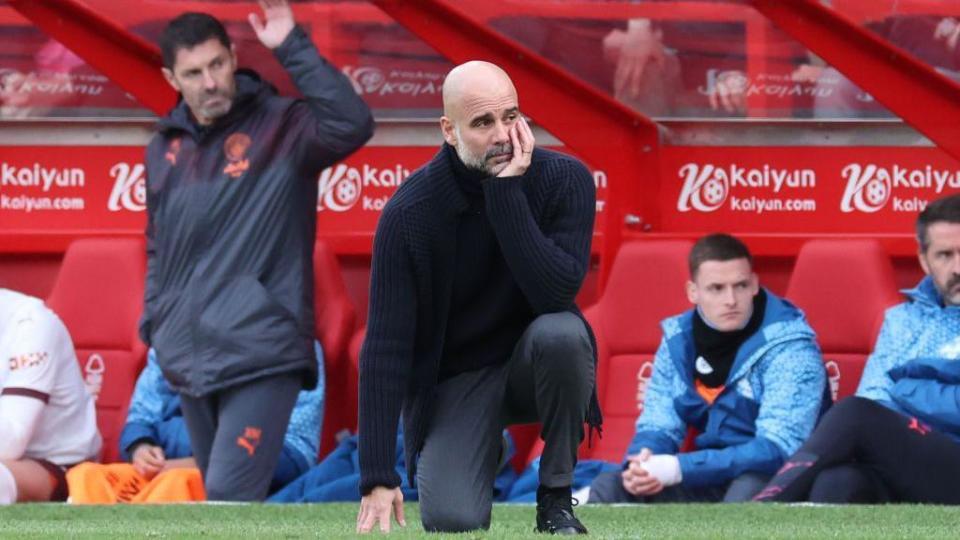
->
[440, 116, 457, 147]
[161, 67, 180, 92]
[230, 43, 238, 68]
[686, 280, 698, 305]
[918, 249, 932, 276]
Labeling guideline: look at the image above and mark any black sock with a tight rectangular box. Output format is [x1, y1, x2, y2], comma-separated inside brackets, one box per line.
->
[537, 485, 571, 502]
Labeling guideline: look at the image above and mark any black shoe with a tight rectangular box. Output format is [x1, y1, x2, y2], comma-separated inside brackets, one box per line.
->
[536, 488, 588, 535]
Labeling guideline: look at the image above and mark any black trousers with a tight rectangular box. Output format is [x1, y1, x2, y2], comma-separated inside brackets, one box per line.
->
[179, 372, 300, 501]
[755, 396, 960, 504]
[417, 313, 595, 533]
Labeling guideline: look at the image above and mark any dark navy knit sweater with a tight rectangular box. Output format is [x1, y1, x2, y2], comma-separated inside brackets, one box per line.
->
[358, 143, 600, 495]
[440, 145, 535, 379]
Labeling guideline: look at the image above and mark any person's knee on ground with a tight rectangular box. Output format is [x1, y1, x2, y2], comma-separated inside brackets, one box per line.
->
[421, 503, 492, 533]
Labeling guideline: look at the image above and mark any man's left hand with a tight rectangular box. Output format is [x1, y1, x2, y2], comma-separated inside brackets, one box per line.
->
[497, 117, 536, 178]
[249, 0, 296, 50]
[640, 454, 682, 487]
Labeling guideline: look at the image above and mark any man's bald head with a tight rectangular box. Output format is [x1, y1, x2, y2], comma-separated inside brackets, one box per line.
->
[440, 61, 521, 175]
[441, 61, 516, 118]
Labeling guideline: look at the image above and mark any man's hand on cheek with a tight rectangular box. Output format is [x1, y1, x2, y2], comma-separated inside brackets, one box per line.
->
[497, 117, 535, 178]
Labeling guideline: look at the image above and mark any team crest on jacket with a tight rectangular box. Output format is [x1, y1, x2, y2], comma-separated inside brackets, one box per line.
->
[695, 356, 714, 375]
[165, 137, 181, 165]
[223, 132, 252, 178]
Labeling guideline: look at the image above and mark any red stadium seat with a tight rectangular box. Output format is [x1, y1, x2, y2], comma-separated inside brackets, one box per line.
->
[346, 326, 365, 431]
[582, 240, 694, 463]
[46, 237, 147, 463]
[786, 239, 902, 401]
[317, 324, 365, 452]
[314, 239, 358, 458]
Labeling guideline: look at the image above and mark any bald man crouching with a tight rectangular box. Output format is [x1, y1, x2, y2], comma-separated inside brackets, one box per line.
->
[355, 61, 600, 535]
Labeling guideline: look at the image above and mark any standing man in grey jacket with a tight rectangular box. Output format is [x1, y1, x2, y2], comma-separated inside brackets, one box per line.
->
[140, 0, 373, 501]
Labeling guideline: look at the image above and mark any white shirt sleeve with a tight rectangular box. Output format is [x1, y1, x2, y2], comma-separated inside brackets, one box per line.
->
[0, 395, 45, 460]
[3, 311, 58, 399]
[0, 309, 58, 459]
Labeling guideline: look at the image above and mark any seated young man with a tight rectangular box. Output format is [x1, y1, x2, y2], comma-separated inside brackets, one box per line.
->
[756, 194, 960, 504]
[589, 234, 829, 503]
[0, 288, 101, 504]
[69, 347, 323, 502]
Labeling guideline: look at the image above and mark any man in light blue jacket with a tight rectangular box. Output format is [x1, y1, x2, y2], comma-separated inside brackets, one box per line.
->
[756, 193, 960, 504]
[590, 233, 829, 503]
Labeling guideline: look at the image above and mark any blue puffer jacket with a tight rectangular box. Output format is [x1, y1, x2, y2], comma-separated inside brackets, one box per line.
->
[626, 289, 828, 488]
[120, 344, 325, 488]
[856, 276, 960, 441]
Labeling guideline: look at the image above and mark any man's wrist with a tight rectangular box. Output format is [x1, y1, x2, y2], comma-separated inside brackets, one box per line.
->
[269, 25, 297, 50]
[272, 25, 307, 57]
[127, 439, 157, 457]
[361, 483, 397, 497]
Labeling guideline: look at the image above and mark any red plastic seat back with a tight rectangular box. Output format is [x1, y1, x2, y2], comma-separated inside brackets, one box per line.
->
[314, 239, 356, 365]
[581, 240, 693, 462]
[314, 239, 358, 458]
[349, 328, 365, 415]
[786, 239, 902, 400]
[46, 237, 147, 462]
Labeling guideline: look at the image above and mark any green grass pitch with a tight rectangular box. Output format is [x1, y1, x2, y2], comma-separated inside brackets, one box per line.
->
[0, 502, 958, 539]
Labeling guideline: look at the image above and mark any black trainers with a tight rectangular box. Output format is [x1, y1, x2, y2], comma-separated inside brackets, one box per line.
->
[535, 488, 588, 535]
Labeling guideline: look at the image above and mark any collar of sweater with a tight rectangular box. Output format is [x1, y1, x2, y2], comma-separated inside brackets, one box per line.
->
[442, 143, 488, 204]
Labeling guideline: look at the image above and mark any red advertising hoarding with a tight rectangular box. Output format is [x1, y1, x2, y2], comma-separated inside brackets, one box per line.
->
[2, 144, 958, 253]
[659, 146, 960, 234]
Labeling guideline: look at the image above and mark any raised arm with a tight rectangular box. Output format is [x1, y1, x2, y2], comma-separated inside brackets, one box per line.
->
[250, 0, 374, 169]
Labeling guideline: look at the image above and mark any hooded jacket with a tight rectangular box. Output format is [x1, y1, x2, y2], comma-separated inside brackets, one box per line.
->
[140, 27, 373, 396]
[627, 289, 828, 488]
[857, 276, 960, 441]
